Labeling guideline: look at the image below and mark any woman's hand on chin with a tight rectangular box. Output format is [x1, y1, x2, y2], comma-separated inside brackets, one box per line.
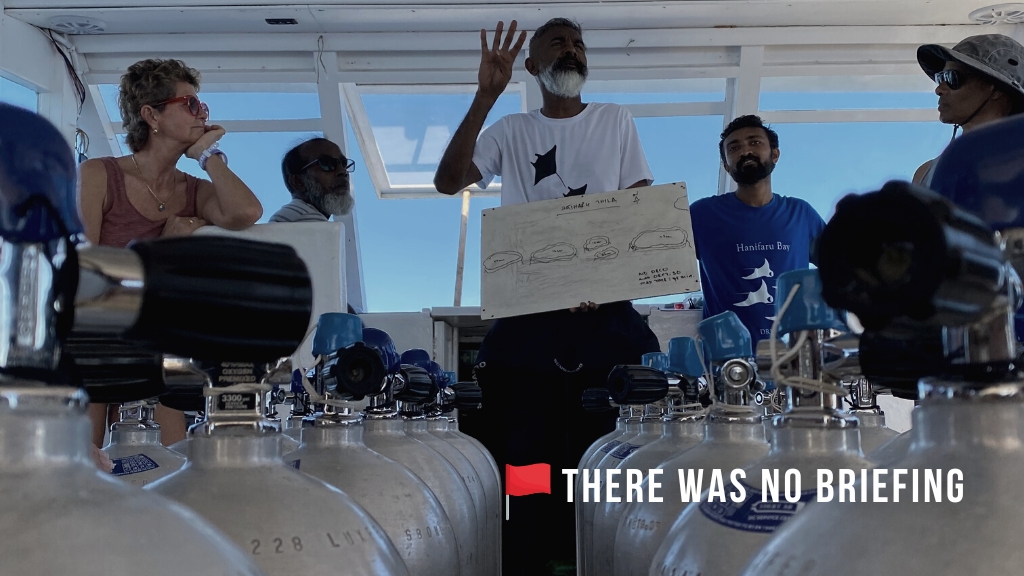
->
[185, 124, 226, 160]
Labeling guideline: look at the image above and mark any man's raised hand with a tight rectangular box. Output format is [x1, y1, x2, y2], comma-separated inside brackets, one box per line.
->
[478, 20, 527, 101]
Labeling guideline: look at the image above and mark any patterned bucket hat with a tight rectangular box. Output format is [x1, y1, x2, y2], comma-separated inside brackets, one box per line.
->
[918, 34, 1024, 99]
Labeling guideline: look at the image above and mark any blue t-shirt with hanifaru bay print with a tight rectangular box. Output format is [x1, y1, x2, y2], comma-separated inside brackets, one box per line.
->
[690, 192, 825, 344]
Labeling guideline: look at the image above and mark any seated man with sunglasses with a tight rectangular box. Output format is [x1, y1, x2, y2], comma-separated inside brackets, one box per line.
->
[914, 34, 1024, 186]
[271, 137, 359, 314]
[271, 137, 356, 223]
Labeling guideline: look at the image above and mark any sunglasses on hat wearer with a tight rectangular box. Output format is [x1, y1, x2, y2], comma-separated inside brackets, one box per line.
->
[934, 69, 977, 91]
[301, 155, 356, 174]
[151, 95, 210, 117]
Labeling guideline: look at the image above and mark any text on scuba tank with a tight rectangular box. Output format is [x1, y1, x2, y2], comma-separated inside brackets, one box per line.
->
[250, 537, 303, 555]
[405, 525, 444, 541]
[248, 528, 379, 556]
[217, 392, 257, 411]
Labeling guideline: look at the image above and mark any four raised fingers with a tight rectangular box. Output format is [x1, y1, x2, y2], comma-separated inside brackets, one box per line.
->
[481, 20, 527, 57]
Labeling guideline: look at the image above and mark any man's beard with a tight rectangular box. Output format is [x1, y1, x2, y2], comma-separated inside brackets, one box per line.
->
[729, 155, 775, 186]
[538, 55, 588, 98]
[302, 173, 354, 216]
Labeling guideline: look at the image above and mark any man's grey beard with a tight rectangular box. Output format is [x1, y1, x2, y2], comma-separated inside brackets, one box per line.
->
[538, 65, 587, 98]
[302, 172, 353, 217]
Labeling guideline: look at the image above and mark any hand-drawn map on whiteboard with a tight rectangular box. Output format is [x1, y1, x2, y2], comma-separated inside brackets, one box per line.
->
[480, 182, 700, 319]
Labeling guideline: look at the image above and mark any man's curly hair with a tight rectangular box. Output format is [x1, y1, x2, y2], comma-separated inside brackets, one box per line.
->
[118, 59, 201, 153]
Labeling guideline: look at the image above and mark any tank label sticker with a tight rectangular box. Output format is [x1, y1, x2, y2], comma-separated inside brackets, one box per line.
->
[288, 459, 300, 469]
[111, 453, 159, 476]
[217, 392, 257, 411]
[699, 487, 816, 533]
[610, 442, 643, 460]
[211, 362, 262, 385]
[599, 440, 623, 454]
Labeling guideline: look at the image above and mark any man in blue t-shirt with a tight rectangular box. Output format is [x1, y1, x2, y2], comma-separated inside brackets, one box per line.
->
[691, 115, 825, 344]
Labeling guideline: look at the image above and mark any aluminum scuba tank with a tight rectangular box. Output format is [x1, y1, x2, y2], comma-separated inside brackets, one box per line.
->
[0, 103, 355, 575]
[147, 357, 409, 576]
[428, 371, 503, 576]
[818, 330, 901, 454]
[614, 326, 769, 576]
[579, 393, 630, 472]
[437, 379, 506, 573]
[357, 331, 481, 575]
[842, 377, 898, 454]
[742, 142, 1024, 575]
[270, 370, 308, 451]
[651, 270, 873, 576]
[102, 398, 186, 486]
[276, 382, 305, 455]
[576, 394, 644, 576]
[590, 349, 706, 575]
[578, 365, 670, 576]
[397, 349, 492, 574]
[0, 387, 267, 576]
[284, 322, 461, 576]
[868, 425, 913, 465]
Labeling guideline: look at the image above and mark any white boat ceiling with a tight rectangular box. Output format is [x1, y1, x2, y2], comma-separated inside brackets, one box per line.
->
[2, 0, 1020, 312]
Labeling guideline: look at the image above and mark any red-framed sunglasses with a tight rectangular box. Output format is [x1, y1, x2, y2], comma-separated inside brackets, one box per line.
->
[151, 95, 210, 117]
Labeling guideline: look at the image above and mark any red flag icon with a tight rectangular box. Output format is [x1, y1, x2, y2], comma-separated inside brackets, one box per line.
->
[505, 463, 551, 496]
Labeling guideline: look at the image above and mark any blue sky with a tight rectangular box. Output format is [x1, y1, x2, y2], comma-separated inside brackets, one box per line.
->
[2, 76, 951, 314]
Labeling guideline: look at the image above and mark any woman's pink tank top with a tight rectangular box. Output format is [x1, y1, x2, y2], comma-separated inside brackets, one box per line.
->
[97, 157, 199, 248]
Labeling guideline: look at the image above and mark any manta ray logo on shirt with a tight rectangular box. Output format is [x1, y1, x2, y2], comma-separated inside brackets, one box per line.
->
[735, 279, 775, 307]
[742, 258, 774, 280]
[531, 145, 588, 197]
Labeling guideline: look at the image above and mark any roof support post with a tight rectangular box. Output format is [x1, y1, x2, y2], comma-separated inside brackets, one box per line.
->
[718, 45, 764, 196]
[316, 50, 367, 313]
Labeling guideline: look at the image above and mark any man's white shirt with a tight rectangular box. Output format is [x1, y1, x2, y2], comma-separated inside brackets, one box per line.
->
[472, 102, 653, 206]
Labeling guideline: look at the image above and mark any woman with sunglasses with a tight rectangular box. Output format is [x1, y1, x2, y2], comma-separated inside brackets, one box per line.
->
[78, 58, 264, 449]
[913, 34, 1024, 186]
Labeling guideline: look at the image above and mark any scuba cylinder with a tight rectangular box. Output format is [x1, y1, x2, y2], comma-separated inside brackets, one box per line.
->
[743, 124, 1024, 574]
[818, 328, 901, 454]
[425, 369, 503, 576]
[575, 392, 645, 575]
[397, 350, 492, 575]
[868, 426, 913, 465]
[589, 349, 706, 575]
[0, 103, 270, 576]
[578, 390, 630, 475]
[578, 364, 669, 576]
[357, 325, 481, 575]
[147, 356, 409, 576]
[651, 269, 873, 576]
[614, 321, 769, 576]
[102, 398, 185, 486]
[842, 377, 899, 454]
[284, 322, 462, 576]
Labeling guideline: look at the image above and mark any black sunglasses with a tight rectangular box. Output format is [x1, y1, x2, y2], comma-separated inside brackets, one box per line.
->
[301, 155, 355, 174]
[934, 69, 975, 91]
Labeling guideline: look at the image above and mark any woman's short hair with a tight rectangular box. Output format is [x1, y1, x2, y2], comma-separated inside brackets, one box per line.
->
[118, 59, 201, 153]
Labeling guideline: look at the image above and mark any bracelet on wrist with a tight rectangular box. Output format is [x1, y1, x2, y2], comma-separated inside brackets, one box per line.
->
[198, 143, 228, 171]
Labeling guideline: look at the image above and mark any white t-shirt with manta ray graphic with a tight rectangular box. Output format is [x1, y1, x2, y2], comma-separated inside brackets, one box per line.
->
[472, 102, 653, 207]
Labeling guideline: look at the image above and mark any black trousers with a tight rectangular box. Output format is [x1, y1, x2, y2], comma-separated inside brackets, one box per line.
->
[461, 303, 662, 575]
[465, 369, 617, 575]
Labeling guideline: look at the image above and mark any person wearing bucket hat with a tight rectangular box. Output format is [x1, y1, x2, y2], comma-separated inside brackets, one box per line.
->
[913, 34, 1024, 186]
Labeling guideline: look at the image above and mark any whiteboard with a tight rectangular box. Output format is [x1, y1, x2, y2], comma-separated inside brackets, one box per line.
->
[480, 182, 700, 319]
